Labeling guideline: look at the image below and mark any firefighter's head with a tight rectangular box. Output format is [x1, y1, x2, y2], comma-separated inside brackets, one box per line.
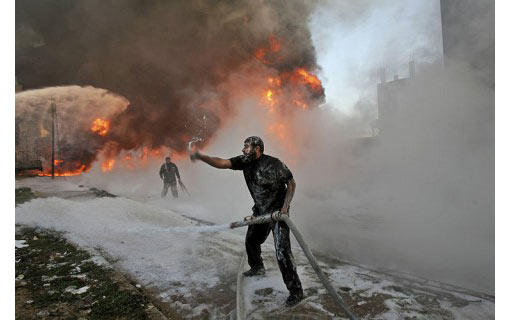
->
[241, 136, 264, 162]
[165, 156, 171, 164]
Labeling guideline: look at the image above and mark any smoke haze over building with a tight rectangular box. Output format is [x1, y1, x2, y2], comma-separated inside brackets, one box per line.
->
[15, 0, 494, 296]
[16, 0, 324, 158]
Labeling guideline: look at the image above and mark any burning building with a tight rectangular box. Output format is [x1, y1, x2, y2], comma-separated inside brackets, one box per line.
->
[15, 86, 129, 175]
[16, 0, 326, 174]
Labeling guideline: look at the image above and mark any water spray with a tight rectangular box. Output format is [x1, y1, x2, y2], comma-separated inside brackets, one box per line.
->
[230, 212, 359, 320]
[187, 137, 204, 161]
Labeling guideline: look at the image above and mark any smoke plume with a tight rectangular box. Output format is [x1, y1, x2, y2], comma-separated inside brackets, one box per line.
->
[16, 0, 322, 160]
[16, 0, 494, 297]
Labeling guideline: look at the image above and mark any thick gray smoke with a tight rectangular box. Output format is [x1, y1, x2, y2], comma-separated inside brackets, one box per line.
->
[148, 0, 492, 295]
[290, 68, 494, 295]
[16, 0, 321, 157]
[17, 0, 494, 297]
[289, 0, 494, 295]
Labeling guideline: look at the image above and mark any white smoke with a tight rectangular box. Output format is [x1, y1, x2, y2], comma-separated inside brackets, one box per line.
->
[16, 0, 494, 297]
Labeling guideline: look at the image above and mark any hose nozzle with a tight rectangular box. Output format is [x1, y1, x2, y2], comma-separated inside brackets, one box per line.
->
[188, 137, 203, 161]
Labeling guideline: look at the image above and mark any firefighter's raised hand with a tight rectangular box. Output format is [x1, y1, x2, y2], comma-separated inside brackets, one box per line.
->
[189, 145, 201, 162]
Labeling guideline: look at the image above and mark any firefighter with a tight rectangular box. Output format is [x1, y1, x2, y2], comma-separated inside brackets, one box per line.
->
[159, 156, 181, 198]
[189, 136, 304, 307]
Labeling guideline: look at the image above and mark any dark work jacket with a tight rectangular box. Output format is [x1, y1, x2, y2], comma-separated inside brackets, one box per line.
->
[229, 154, 293, 216]
[159, 162, 180, 184]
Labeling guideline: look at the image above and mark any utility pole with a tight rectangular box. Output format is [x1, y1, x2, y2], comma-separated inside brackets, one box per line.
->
[51, 100, 56, 179]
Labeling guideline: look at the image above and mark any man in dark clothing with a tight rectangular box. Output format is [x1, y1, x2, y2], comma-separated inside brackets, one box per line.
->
[159, 156, 181, 198]
[190, 136, 304, 307]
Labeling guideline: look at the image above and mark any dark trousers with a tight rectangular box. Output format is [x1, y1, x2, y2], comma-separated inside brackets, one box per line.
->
[245, 220, 303, 294]
[161, 182, 178, 198]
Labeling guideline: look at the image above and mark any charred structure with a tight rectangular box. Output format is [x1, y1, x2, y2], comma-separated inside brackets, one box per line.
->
[16, 0, 325, 173]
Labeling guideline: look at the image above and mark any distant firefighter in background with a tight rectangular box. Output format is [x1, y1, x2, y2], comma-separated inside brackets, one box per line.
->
[159, 156, 181, 198]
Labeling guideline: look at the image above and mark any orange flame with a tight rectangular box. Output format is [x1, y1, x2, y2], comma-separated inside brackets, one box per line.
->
[293, 99, 308, 110]
[141, 147, 149, 160]
[267, 77, 281, 86]
[255, 48, 266, 62]
[255, 36, 282, 64]
[151, 149, 162, 156]
[252, 35, 324, 157]
[295, 68, 322, 92]
[265, 90, 275, 104]
[97, 146, 189, 173]
[37, 164, 88, 177]
[268, 36, 281, 53]
[91, 118, 110, 136]
[268, 122, 297, 155]
[261, 68, 322, 113]
[101, 159, 115, 172]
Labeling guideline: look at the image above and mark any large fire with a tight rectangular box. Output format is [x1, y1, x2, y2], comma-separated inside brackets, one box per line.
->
[294, 68, 323, 93]
[261, 68, 323, 111]
[93, 145, 190, 174]
[254, 36, 325, 155]
[16, 0, 328, 178]
[21, 34, 324, 177]
[264, 89, 276, 111]
[91, 118, 110, 136]
[30, 145, 188, 177]
[37, 163, 88, 177]
[32, 118, 111, 176]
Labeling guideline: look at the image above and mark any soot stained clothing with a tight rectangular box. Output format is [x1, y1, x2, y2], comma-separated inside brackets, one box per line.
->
[229, 154, 302, 295]
[229, 154, 293, 216]
[159, 162, 180, 198]
[159, 162, 180, 184]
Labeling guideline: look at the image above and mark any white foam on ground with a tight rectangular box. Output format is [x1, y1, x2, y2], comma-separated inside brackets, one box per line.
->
[15, 190, 244, 312]
[15, 178, 494, 318]
[16, 177, 85, 193]
[15, 240, 28, 249]
[439, 299, 495, 320]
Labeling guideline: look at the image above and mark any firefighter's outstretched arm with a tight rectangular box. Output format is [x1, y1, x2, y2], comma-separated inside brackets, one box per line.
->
[190, 148, 232, 169]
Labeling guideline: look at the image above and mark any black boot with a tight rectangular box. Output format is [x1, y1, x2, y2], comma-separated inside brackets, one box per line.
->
[242, 267, 265, 277]
[285, 290, 304, 307]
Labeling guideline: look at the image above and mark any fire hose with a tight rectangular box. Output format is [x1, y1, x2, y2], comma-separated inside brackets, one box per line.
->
[230, 212, 359, 320]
